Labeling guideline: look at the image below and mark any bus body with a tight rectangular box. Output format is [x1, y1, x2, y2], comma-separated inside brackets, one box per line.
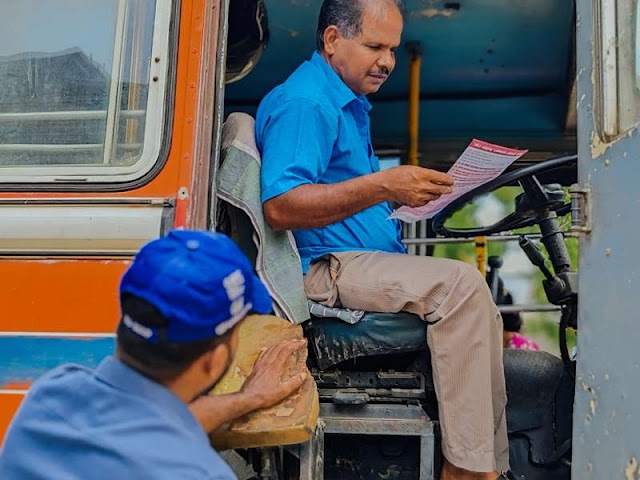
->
[0, 0, 223, 434]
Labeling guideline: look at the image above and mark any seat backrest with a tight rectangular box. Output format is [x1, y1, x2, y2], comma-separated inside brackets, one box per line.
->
[216, 112, 310, 324]
[217, 113, 261, 262]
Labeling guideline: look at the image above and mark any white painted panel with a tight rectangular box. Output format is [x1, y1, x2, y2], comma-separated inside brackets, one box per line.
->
[0, 203, 167, 254]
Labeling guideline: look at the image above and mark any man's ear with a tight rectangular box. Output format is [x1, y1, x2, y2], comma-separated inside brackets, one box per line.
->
[203, 343, 231, 382]
[323, 26, 341, 55]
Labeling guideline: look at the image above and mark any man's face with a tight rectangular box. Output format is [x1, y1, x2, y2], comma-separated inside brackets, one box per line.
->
[323, 4, 403, 95]
[197, 325, 240, 397]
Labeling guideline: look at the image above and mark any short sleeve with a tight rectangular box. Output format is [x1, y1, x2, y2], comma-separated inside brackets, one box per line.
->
[257, 97, 337, 203]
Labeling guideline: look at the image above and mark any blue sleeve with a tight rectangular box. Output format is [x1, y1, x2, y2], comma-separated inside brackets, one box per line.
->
[256, 97, 337, 203]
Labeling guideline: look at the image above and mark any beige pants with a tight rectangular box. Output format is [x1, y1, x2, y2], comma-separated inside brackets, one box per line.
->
[304, 250, 509, 473]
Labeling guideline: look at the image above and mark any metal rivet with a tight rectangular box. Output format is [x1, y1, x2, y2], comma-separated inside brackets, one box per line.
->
[604, 159, 610, 166]
[178, 187, 189, 200]
[605, 248, 611, 256]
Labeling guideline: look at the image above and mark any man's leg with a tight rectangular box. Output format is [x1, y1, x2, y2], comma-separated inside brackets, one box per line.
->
[304, 251, 508, 474]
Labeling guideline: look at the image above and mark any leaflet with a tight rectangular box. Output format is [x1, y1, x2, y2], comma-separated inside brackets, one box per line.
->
[389, 139, 528, 223]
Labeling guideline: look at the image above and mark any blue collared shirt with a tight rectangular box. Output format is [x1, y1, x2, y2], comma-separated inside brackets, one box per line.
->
[256, 52, 406, 273]
[0, 357, 236, 480]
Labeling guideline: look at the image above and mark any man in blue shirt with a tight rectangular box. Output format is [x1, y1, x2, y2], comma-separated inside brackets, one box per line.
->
[256, 1, 511, 479]
[0, 231, 307, 479]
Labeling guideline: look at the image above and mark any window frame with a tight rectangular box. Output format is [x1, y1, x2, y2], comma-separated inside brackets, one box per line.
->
[0, 0, 180, 190]
[596, 0, 640, 141]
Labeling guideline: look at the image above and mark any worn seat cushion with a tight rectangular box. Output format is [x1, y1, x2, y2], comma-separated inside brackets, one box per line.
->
[304, 311, 427, 369]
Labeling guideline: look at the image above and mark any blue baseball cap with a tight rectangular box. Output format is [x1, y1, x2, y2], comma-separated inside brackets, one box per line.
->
[119, 230, 272, 343]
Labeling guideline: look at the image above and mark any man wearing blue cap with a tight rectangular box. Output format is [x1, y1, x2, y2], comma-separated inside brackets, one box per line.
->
[0, 230, 307, 479]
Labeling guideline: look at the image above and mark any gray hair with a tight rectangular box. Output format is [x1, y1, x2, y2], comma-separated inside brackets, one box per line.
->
[316, 0, 405, 51]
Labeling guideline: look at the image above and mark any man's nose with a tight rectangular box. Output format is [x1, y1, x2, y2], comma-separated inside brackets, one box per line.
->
[377, 49, 395, 72]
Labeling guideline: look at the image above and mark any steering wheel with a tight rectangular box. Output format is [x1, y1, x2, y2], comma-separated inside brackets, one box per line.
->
[432, 155, 577, 238]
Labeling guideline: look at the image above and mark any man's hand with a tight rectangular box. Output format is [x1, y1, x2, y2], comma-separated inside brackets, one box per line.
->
[241, 339, 308, 410]
[380, 166, 454, 208]
[190, 339, 308, 433]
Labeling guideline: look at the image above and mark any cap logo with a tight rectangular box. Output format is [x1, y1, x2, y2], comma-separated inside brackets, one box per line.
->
[215, 302, 252, 336]
[215, 269, 252, 336]
[223, 269, 246, 315]
[123, 314, 153, 339]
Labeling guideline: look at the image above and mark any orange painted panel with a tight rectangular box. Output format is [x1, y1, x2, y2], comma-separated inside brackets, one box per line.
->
[0, 393, 25, 445]
[0, 259, 130, 334]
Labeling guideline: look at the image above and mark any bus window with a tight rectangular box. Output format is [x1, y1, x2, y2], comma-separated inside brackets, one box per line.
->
[598, 0, 640, 139]
[0, 0, 172, 183]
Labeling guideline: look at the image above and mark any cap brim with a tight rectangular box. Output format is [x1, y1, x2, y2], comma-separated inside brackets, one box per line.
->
[250, 274, 273, 314]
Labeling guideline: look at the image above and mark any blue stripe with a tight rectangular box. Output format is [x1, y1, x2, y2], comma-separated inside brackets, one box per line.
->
[0, 337, 115, 387]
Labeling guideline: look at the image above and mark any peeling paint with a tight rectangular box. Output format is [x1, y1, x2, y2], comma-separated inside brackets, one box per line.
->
[591, 131, 614, 158]
[274, 407, 295, 417]
[625, 457, 638, 480]
[582, 382, 598, 420]
[418, 8, 456, 18]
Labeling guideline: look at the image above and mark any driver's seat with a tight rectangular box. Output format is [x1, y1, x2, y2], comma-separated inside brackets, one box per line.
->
[216, 112, 428, 371]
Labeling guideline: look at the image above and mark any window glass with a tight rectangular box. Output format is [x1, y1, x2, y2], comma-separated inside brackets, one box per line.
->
[0, 0, 170, 182]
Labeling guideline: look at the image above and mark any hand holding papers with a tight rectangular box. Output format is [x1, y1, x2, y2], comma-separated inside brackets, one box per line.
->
[389, 139, 528, 223]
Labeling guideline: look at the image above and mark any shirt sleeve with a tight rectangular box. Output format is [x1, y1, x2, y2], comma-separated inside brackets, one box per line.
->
[257, 97, 338, 203]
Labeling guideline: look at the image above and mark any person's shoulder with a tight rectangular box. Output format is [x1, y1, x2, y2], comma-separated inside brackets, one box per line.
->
[28, 363, 93, 395]
[260, 58, 338, 114]
[10, 363, 94, 424]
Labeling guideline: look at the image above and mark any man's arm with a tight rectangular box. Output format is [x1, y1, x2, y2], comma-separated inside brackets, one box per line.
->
[189, 339, 307, 434]
[264, 165, 454, 231]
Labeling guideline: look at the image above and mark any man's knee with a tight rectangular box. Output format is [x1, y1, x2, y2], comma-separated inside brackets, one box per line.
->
[453, 260, 489, 292]
[452, 260, 500, 319]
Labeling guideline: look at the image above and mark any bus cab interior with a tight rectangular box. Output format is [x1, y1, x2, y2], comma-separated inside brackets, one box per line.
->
[221, 1, 578, 479]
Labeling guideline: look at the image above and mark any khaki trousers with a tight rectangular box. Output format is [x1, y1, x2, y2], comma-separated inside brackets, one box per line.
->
[304, 251, 509, 473]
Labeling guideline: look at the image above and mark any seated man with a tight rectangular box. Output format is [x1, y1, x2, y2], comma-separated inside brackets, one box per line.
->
[0, 231, 306, 479]
[256, 1, 511, 479]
